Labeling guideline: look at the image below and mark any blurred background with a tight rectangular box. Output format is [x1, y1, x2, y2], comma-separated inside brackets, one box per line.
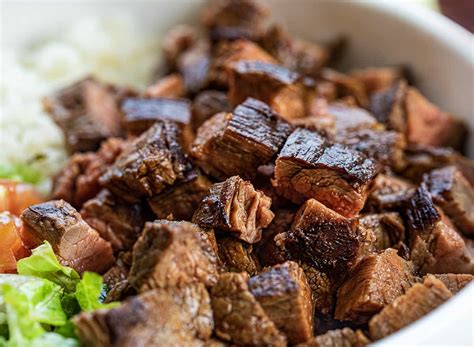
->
[413, 0, 473, 32]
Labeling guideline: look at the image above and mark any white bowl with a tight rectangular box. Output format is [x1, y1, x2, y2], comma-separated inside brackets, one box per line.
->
[2, 1, 473, 345]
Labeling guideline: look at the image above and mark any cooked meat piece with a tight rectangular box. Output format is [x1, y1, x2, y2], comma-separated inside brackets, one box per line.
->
[192, 90, 231, 130]
[365, 174, 415, 212]
[299, 263, 334, 316]
[100, 122, 193, 202]
[424, 166, 474, 236]
[21, 200, 114, 274]
[406, 184, 474, 274]
[74, 283, 213, 347]
[402, 144, 474, 185]
[335, 128, 406, 171]
[43, 77, 126, 153]
[276, 199, 360, 276]
[335, 249, 415, 324]
[228, 60, 312, 120]
[427, 273, 473, 294]
[368, 276, 452, 341]
[216, 235, 260, 275]
[298, 328, 370, 347]
[289, 112, 336, 138]
[326, 103, 383, 135]
[255, 208, 295, 267]
[121, 97, 191, 135]
[52, 137, 126, 208]
[273, 128, 379, 217]
[211, 272, 287, 346]
[201, 0, 269, 41]
[148, 170, 213, 221]
[248, 261, 314, 344]
[161, 24, 198, 70]
[80, 190, 147, 253]
[128, 220, 218, 291]
[350, 66, 407, 94]
[320, 68, 369, 107]
[358, 213, 405, 252]
[145, 73, 186, 98]
[177, 40, 211, 94]
[191, 98, 292, 180]
[103, 252, 135, 302]
[193, 176, 274, 243]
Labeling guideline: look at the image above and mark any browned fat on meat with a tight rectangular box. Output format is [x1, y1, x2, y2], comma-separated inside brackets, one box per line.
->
[424, 166, 474, 236]
[365, 174, 415, 212]
[276, 199, 360, 276]
[80, 190, 147, 253]
[148, 170, 213, 221]
[297, 328, 370, 347]
[228, 60, 312, 120]
[100, 122, 193, 202]
[210, 272, 287, 346]
[144, 73, 186, 98]
[52, 137, 126, 209]
[406, 184, 474, 274]
[320, 68, 369, 107]
[192, 90, 231, 130]
[191, 98, 293, 180]
[74, 283, 213, 347]
[350, 66, 407, 94]
[273, 128, 379, 217]
[368, 276, 452, 341]
[192, 176, 274, 244]
[21, 200, 114, 274]
[43, 77, 129, 153]
[335, 249, 415, 324]
[248, 261, 314, 344]
[215, 235, 260, 275]
[426, 273, 473, 294]
[128, 220, 218, 292]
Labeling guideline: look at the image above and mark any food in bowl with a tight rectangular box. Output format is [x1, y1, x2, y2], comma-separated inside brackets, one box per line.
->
[1, 0, 473, 346]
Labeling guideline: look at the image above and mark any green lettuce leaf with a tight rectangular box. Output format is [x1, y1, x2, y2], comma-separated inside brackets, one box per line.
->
[30, 332, 79, 347]
[75, 272, 119, 312]
[17, 242, 80, 293]
[0, 163, 43, 185]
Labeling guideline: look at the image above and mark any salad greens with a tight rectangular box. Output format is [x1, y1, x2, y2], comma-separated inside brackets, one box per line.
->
[0, 242, 119, 347]
[0, 163, 43, 185]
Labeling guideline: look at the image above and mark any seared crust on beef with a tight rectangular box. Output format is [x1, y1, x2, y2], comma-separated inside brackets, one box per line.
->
[321, 68, 369, 107]
[427, 273, 473, 294]
[365, 174, 415, 212]
[192, 90, 231, 130]
[216, 235, 260, 275]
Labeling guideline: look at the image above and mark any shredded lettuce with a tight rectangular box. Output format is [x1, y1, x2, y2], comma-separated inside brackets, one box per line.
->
[75, 272, 119, 312]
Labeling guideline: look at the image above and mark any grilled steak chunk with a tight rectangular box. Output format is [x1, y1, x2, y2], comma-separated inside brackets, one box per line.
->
[365, 174, 415, 212]
[100, 122, 192, 202]
[192, 90, 231, 130]
[358, 213, 405, 252]
[368, 276, 452, 341]
[335, 249, 415, 323]
[427, 273, 473, 294]
[298, 328, 370, 347]
[276, 199, 360, 276]
[52, 137, 126, 208]
[148, 170, 213, 221]
[350, 66, 407, 94]
[21, 200, 114, 274]
[177, 40, 211, 94]
[193, 176, 274, 243]
[216, 235, 260, 275]
[191, 98, 292, 180]
[80, 190, 147, 253]
[424, 166, 474, 236]
[103, 251, 135, 302]
[145, 74, 186, 98]
[299, 263, 334, 316]
[43, 77, 126, 153]
[248, 261, 314, 344]
[273, 128, 379, 217]
[368, 80, 407, 133]
[326, 103, 382, 134]
[321, 68, 369, 107]
[128, 220, 218, 291]
[211, 272, 287, 346]
[74, 283, 213, 347]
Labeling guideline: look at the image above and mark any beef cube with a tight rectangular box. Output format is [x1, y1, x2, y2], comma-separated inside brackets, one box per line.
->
[335, 249, 415, 323]
[321, 68, 369, 107]
[80, 190, 147, 253]
[424, 166, 474, 236]
[229, 60, 312, 120]
[102, 251, 135, 302]
[406, 184, 474, 274]
[100, 122, 192, 202]
[326, 103, 383, 135]
[299, 263, 334, 316]
[255, 208, 295, 267]
[427, 273, 473, 294]
[52, 137, 126, 208]
[273, 128, 379, 217]
[350, 66, 407, 94]
[368, 276, 452, 341]
[121, 97, 191, 137]
[145, 73, 186, 98]
[74, 283, 213, 347]
[177, 40, 211, 94]
[161, 24, 198, 70]
[43, 77, 126, 153]
[191, 98, 292, 180]
[148, 170, 213, 221]
[276, 199, 360, 276]
[193, 176, 274, 243]
[248, 261, 314, 344]
[358, 213, 405, 252]
[211, 272, 287, 346]
[21, 200, 114, 274]
[299, 328, 370, 347]
[216, 235, 260, 275]
[128, 220, 218, 291]
[192, 90, 231, 130]
[365, 174, 415, 212]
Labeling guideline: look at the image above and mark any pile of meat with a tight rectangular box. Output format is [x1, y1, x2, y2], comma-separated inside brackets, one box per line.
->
[21, 0, 473, 346]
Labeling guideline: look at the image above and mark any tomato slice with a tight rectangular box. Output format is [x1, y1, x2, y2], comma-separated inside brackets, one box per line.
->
[0, 179, 42, 216]
[0, 212, 30, 273]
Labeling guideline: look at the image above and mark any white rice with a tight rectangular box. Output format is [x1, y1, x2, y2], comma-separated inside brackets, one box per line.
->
[0, 14, 160, 194]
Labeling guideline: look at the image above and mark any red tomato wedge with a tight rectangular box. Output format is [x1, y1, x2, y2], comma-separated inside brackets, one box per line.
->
[0, 179, 42, 216]
[0, 212, 30, 273]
